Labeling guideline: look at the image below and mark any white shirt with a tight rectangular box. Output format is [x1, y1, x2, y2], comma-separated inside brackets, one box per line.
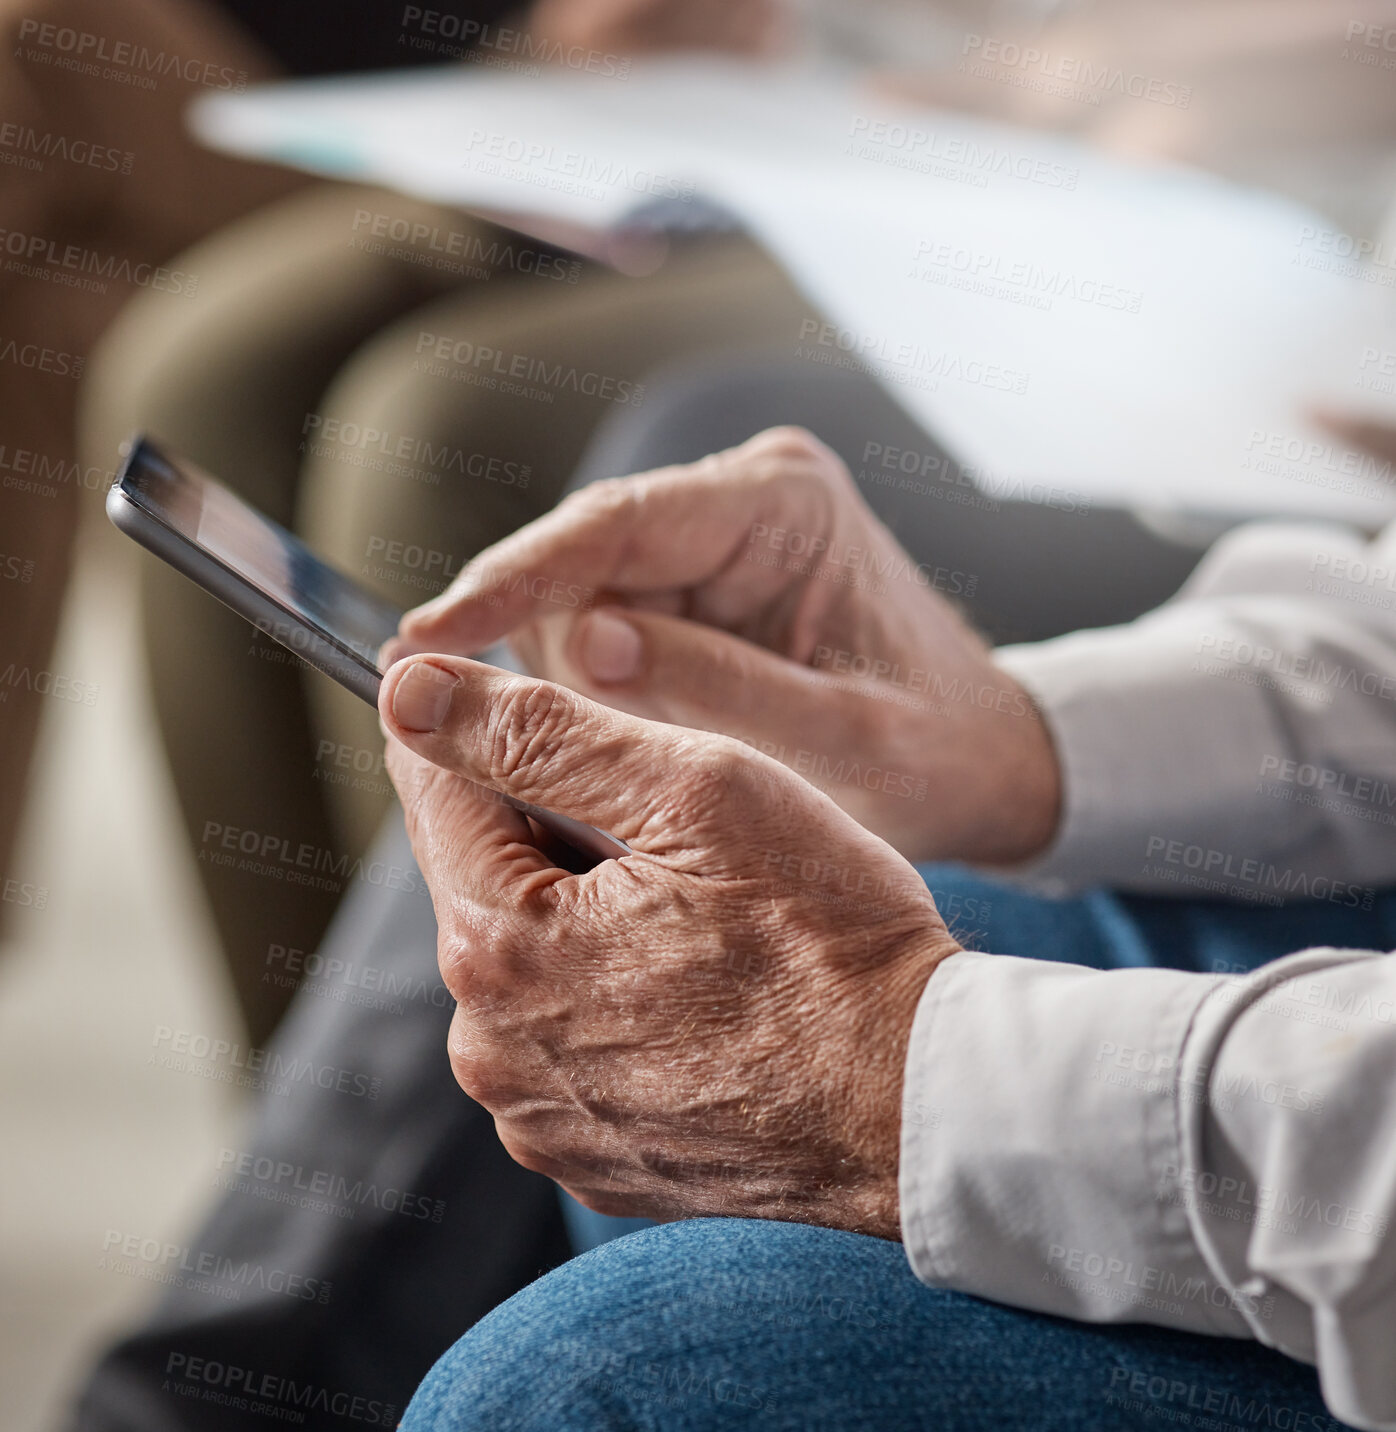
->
[900, 518, 1396, 1431]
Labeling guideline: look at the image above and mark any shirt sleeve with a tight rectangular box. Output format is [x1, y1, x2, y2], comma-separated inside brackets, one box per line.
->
[901, 948, 1396, 1432]
[993, 519, 1396, 896]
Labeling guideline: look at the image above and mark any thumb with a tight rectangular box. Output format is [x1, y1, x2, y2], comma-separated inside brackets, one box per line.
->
[521, 607, 871, 764]
[379, 654, 768, 851]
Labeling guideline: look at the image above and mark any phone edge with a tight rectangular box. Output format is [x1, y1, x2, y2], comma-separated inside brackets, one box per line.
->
[106, 483, 384, 709]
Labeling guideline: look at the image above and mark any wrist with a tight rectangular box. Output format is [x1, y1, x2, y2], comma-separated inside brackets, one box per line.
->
[904, 667, 1062, 867]
[838, 927, 959, 1241]
[973, 674, 1062, 865]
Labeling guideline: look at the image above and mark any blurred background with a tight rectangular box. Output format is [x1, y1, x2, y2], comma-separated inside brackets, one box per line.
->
[4, 2, 1396, 1428]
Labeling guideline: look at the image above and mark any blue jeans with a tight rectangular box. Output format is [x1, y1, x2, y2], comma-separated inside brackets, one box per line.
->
[404, 866, 1395, 1430]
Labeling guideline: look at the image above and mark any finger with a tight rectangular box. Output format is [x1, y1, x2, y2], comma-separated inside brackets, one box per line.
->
[1310, 409, 1396, 471]
[380, 654, 770, 848]
[667, 0, 781, 53]
[748, 0, 795, 59]
[446, 1006, 563, 1115]
[397, 428, 839, 656]
[521, 606, 874, 765]
[383, 733, 559, 907]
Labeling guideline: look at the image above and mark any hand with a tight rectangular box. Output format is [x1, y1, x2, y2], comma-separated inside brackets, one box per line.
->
[380, 655, 958, 1236]
[1312, 410, 1396, 472]
[401, 428, 1061, 866]
[527, 0, 788, 59]
[874, 0, 1396, 164]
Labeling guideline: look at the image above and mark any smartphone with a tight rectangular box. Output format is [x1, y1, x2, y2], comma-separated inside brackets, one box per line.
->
[107, 435, 629, 862]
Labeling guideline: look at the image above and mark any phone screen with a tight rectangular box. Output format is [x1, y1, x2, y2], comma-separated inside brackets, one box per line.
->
[112, 437, 631, 862]
[119, 439, 403, 672]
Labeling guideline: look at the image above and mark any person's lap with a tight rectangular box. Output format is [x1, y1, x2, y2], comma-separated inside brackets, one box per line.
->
[920, 862, 1396, 976]
[402, 1217, 1354, 1432]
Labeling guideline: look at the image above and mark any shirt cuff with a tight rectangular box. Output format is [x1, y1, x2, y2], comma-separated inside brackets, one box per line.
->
[994, 623, 1281, 894]
[900, 950, 1249, 1338]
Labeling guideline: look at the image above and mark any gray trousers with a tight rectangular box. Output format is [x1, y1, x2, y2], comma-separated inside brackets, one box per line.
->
[71, 358, 1200, 1430]
[70, 810, 572, 1432]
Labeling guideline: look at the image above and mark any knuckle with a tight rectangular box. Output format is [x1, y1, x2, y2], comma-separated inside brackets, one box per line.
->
[569, 474, 635, 523]
[447, 1019, 524, 1109]
[450, 1048, 507, 1108]
[752, 425, 839, 478]
[436, 917, 520, 1000]
[435, 929, 479, 999]
[754, 424, 826, 462]
[675, 738, 757, 820]
[486, 679, 573, 793]
[746, 426, 849, 499]
[496, 1128, 558, 1178]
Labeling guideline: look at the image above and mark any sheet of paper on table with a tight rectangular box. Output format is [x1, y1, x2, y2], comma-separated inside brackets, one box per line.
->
[194, 60, 1396, 525]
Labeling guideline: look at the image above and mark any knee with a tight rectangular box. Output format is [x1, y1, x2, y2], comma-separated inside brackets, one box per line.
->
[402, 1220, 728, 1431]
[78, 249, 256, 474]
[79, 184, 383, 471]
[301, 310, 539, 579]
[303, 311, 484, 497]
[402, 1218, 908, 1432]
[79, 287, 178, 464]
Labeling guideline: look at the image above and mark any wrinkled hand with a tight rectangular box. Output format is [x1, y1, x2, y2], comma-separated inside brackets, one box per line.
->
[527, 0, 787, 58]
[381, 654, 957, 1236]
[402, 427, 1060, 866]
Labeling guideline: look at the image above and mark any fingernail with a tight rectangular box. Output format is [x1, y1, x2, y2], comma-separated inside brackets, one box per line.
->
[391, 661, 459, 732]
[580, 610, 642, 684]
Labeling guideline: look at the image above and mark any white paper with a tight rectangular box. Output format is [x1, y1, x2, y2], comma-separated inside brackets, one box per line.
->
[194, 61, 1396, 524]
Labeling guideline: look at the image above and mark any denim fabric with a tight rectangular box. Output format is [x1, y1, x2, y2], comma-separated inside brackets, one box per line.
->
[914, 863, 1396, 976]
[403, 1218, 1355, 1431]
